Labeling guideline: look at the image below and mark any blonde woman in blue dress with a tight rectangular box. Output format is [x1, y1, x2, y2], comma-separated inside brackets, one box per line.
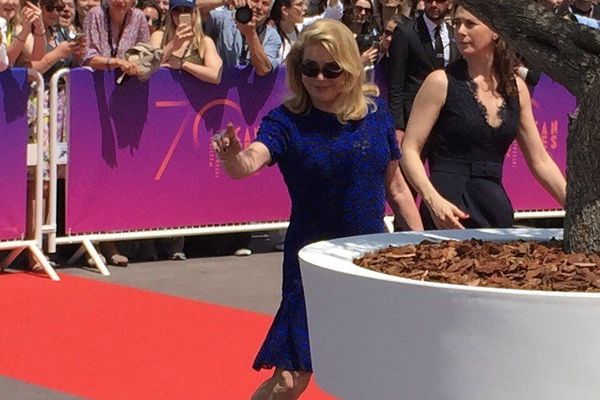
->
[212, 19, 422, 400]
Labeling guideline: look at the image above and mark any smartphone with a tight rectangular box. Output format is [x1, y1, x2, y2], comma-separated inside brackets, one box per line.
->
[68, 32, 84, 42]
[179, 13, 192, 26]
[371, 40, 380, 51]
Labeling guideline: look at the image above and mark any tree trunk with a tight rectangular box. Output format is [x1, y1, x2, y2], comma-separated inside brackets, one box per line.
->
[459, 0, 600, 253]
[563, 94, 600, 252]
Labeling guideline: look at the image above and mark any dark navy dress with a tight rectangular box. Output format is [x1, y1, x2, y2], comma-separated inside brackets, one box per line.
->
[421, 59, 521, 230]
[252, 97, 400, 372]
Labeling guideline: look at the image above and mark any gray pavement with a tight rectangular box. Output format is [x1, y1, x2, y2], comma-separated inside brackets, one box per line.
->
[1, 250, 284, 399]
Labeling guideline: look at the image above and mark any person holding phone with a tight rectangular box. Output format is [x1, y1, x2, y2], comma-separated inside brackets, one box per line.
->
[32, 0, 86, 77]
[212, 19, 421, 399]
[341, 0, 381, 65]
[150, 0, 223, 83]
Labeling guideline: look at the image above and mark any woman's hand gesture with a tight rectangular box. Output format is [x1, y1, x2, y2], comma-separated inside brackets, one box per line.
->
[21, 1, 43, 34]
[211, 123, 242, 159]
[427, 195, 469, 230]
[171, 23, 193, 57]
[361, 47, 378, 66]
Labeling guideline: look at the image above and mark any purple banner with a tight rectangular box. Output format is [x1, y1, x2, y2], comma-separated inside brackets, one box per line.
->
[67, 68, 290, 234]
[67, 68, 573, 235]
[0, 69, 29, 241]
[503, 75, 574, 212]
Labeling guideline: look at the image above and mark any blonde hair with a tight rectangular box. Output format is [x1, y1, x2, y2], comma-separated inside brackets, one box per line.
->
[285, 19, 379, 123]
[161, 8, 205, 60]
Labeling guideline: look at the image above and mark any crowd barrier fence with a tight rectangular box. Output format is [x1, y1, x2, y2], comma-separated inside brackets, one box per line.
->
[2, 65, 573, 278]
[0, 68, 59, 280]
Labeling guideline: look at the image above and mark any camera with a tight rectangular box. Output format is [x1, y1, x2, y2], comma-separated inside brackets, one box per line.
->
[235, 5, 253, 24]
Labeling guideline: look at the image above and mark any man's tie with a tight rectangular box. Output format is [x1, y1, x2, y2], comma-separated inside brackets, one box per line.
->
[434, 25, 445, 68]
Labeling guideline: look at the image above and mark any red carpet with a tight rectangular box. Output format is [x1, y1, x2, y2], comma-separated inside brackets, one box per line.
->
[0, 273, 336, 399]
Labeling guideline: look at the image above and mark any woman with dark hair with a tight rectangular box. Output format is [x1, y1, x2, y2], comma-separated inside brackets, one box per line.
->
[73, 0, 99, 30]
[401, 4, 566, 230]
[138, 0, 162, 34]
[341, 0, 380, 65]
[269, 0, 342, 61]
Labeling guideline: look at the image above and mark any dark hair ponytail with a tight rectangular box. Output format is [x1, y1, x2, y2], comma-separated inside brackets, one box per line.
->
[492, 37, 518, 99]
[269, 0, 295, 46]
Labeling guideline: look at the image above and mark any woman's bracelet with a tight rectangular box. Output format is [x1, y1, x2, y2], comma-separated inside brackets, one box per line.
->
[32, 26, 46, 36]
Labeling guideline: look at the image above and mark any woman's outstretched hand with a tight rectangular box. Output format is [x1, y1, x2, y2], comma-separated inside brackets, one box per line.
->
[211, 123, 242, 159]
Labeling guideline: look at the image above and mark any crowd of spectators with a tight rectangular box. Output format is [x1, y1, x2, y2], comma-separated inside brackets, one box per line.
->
[0, 0, 598, 266]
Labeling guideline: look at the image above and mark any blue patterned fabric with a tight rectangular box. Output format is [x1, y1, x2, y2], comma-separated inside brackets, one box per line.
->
[252, 96, 400, 372]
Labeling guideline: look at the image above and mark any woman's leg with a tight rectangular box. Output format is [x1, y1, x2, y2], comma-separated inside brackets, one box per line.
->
[251, 368, 312, 400]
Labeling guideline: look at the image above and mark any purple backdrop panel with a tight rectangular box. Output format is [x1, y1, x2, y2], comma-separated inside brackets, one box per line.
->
[0, 69, 29, 241]
[67, 67, 291, 234]
[503, 75, 574, 212]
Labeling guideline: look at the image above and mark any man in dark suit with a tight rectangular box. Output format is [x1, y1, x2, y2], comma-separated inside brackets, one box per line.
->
[387, 0, 459, 139]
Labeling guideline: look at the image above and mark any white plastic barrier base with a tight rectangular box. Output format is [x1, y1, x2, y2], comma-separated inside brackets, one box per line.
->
[299, 228, 600, 400]
[0, 240, 60, 281]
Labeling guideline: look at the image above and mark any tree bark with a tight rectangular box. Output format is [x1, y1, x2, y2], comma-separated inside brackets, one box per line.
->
[458, 0, 600, 253]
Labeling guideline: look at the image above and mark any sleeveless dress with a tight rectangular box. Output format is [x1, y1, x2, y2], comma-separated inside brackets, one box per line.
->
[421, 59, 521, 229]
[253, 97, 400, 372]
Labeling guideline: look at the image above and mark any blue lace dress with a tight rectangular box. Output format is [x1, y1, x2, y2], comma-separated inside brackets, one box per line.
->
[252, 97, 400, 372]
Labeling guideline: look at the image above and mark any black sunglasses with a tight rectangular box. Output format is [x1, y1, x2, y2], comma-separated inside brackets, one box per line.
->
[383, 28, 394, 36]
[354, 5, 372, 13]
[299, 60, 343, 79]
[145, 15, 161, 27]
[171, 6, 194, 13]
[46, 3, 66, 11]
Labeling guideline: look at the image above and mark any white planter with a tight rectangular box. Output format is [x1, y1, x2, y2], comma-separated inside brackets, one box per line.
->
[299, 228, 600, 400]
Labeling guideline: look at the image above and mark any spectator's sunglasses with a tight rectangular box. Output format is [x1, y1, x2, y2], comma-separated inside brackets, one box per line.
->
[299, 60, 344, 79]
[354, 5, 372, 13]
[424, 0, 448, 3]
[383, 29, 394, 37]
[145, 15, 161, 28]
[45, 2, 66, 12]
[171, 6, 194, 13]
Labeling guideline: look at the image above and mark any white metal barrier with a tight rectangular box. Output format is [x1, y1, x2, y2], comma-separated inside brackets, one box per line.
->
[0, 70, 59, 281]
[41, 67, 563, 277]
[46, 69, 290, 274]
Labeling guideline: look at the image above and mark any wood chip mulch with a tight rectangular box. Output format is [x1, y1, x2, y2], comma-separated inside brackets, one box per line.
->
[354, 239, 600, 292]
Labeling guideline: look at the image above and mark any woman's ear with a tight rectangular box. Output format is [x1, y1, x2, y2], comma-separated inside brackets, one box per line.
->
[492, 33, 499, 41]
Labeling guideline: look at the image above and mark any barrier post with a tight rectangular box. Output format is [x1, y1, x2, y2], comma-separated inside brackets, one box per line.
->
[46, 68, 70, 254]
[30, 70, 60, 280]
[0, 69, 59, 280]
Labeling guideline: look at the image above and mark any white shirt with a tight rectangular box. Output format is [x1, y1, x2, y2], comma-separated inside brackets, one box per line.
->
[278, 1, 344, 62]
[0, 24, 9, 71]
[423, 14, 450, 66]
